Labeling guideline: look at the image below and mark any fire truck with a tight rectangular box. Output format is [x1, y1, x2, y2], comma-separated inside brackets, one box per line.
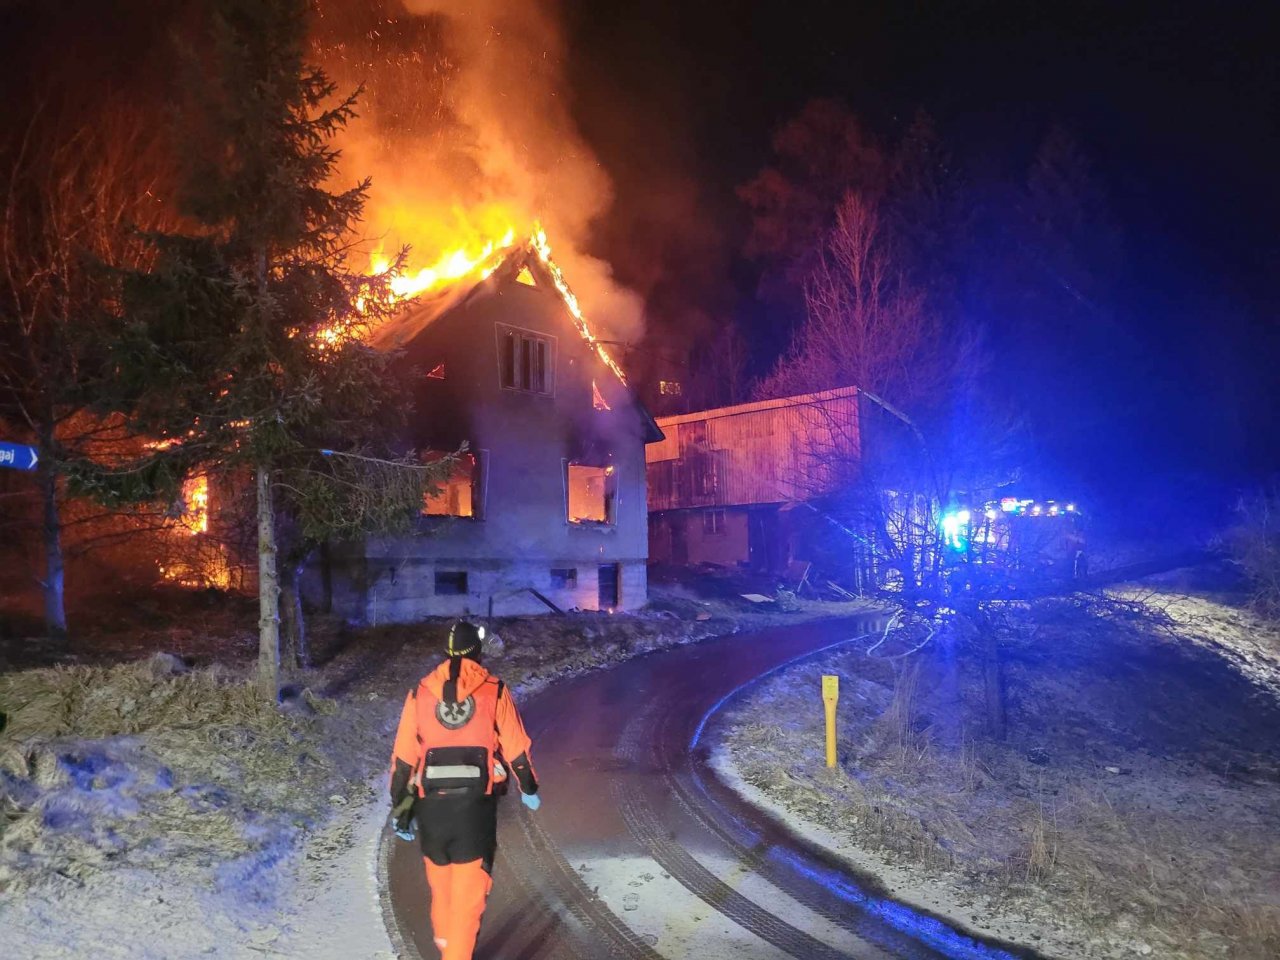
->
[940, 497, 1087, 595]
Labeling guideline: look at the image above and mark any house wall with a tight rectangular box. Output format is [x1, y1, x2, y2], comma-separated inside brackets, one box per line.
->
[305, 270, 652, 623]
[646, 388, 861, 511]
[649, 507, 751, 568]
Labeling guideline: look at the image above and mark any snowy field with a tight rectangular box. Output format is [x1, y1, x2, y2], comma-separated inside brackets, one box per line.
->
[712, 569, 1280, 959]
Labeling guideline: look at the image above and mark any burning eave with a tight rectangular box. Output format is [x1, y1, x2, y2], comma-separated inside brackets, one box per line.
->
[363, 227, 629, 387]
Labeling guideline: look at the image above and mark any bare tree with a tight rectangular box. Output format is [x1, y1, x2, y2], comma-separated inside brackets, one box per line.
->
[756, 192, 952, 590]
[756, 191, 940, 409]
[0, 111, 169, 640]
[686, 319, 752, 411]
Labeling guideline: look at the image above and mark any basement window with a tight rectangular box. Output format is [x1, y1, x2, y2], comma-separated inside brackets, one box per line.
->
[421, 451, 479, 518]
[551, 567, 578, 589]
[703, 509, 726, 535]
[567, 462, 616, 525]
[434, 571, 468, 595]
[499, 325, 552, 395]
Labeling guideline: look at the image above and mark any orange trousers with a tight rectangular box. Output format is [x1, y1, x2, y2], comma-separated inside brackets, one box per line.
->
[424, 858, 493, 960]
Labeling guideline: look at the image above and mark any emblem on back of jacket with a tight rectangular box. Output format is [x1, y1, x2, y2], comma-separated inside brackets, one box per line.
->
[436, 695, 476, 730]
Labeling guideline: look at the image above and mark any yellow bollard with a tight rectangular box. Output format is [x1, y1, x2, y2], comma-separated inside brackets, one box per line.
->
[822, 674, 839, 768]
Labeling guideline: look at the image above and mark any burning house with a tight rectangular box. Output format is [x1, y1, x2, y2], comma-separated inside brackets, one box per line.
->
[646, 387, 865, 577]
[303, 233, 663, 622]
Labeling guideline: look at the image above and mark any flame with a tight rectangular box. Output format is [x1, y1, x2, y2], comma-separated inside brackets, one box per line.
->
[157, 471, 232, 590]
[369, 227, 516, 301]
[337, 216, 627, 386]
[179, 473, 209, 535]
[530, 226, 628, 384]
[592, 379, 612, 411]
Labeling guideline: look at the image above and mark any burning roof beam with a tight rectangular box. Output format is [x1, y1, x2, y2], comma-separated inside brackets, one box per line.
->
[350, 222, 628, 385]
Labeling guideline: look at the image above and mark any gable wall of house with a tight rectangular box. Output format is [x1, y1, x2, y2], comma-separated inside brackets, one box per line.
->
[306, 274, 651, 622]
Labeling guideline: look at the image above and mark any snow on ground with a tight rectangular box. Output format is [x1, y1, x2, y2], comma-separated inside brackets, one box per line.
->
[708, 749, 1092, 959]
[4, 778, 397, 960]
[1, 594, 876, 959]
[1111, 570, 1280, 702]
[709, 576, 1280, 960]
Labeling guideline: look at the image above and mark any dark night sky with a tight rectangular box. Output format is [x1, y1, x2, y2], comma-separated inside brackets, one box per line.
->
[561, 1, 1280, 499]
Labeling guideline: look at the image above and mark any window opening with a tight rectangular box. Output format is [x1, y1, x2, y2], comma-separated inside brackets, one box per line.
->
[567, 462, 616, 524]
[515, 265, 537, 286]
[659, 380, 683, 396]
[427, 363, 446, 380]
[500, 327, 551, 394]
[179, 473, 209, 535]
[703, 509, 726, 535]
[551, 567, 578, 589]
[421, 451, 478, 518]
[695, 457, 719, 498]
[434, 571, 468, 595]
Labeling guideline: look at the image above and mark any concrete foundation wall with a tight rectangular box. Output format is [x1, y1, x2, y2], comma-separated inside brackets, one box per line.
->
[304, 555, 646, 623]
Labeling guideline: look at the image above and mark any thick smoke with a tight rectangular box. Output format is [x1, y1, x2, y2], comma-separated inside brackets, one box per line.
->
[315, 0, 642, 338]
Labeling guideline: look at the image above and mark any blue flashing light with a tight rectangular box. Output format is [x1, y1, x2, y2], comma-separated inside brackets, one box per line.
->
[941, 509, 970, 551]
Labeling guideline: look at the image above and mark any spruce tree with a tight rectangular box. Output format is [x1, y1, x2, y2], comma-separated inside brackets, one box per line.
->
[110, 0, 440, 699]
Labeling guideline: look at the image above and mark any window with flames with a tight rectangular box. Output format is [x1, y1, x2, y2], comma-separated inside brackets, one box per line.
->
[422, 451, 480, 518]
[567, 462, 616, 525]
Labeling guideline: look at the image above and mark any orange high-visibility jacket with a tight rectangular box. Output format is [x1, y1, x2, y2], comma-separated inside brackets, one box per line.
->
[390, 657, 537, 803]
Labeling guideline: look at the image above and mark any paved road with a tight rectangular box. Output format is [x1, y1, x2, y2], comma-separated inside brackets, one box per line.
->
[383, 618, 1045, 960]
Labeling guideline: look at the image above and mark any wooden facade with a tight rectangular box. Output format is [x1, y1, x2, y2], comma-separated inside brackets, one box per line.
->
[646, 388, 863, 574]
[646, 387, 861, 511]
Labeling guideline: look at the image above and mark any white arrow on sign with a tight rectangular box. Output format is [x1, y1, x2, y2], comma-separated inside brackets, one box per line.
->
[0, 442, 39, 472]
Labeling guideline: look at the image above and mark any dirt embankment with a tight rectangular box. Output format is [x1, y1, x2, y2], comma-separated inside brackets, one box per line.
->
[713, 581, 1280, 960]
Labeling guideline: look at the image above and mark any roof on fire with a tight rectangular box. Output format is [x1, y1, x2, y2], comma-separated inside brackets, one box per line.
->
[367, 244, 664, 444]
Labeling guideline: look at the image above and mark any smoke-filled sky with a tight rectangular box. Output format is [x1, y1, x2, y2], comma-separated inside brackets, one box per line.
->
[312, 0, 644, 339]
[2, 0, 1278, 492]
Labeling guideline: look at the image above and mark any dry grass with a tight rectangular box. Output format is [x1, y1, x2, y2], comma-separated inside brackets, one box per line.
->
[1, 655, 282, 742]
[717, 594, 1280, 959]
[0, 654, 334, 893]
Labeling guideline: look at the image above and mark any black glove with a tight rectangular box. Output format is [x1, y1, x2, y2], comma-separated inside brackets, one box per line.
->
[391, 792, 416, 842]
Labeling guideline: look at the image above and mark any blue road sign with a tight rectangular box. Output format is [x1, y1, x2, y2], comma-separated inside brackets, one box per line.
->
[0, 441, 39, 472]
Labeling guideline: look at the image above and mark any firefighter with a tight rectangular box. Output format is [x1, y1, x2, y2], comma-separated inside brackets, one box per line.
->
[389, 620, 540, 960]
